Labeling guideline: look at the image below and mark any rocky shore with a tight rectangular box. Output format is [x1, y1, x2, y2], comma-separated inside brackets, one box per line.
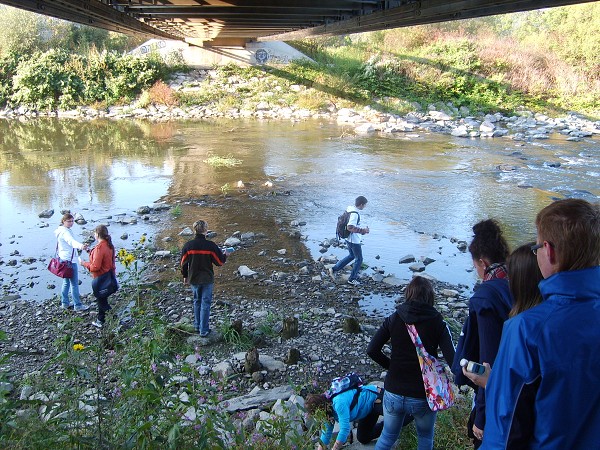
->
[1, 69, 599, 144]
[1, 198, 474, 446]
[1, 200, 470, 383]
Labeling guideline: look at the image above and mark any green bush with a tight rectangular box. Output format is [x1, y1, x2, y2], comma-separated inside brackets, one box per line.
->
[0, 51, 20, 106]
[11, 49, 84, 110]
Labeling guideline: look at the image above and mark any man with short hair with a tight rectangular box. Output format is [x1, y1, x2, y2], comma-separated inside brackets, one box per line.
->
[481, 199, 600, 449]
[180, 220, 230, 337]
[329, 196, 370, 285]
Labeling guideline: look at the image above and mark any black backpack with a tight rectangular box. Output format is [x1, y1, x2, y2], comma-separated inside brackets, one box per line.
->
[336, 210, 359, 240]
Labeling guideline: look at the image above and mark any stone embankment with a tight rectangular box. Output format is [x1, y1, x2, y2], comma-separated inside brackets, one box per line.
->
[1, 69, 599, 143]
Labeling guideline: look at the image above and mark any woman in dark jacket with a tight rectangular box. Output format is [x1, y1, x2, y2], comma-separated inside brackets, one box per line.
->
[367, 276, 455, 450]
[451, 219, 512, 447]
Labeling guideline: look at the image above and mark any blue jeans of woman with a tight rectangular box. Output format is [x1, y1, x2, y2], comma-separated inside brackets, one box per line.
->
[332, 242, 363, 281]
[61, 262, 83, 307]
[191, 283, 214, 334]
[375, 391, 437, 450]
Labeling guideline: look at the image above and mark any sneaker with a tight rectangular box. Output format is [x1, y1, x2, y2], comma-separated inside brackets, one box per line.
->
[199, 330, 211, 338]
[91, 320, 103, 328]
[74, 304, 90, 312]
[347, 279, 360, 286]
[328, 267, 336, 281]
[60, 303, 73, 310]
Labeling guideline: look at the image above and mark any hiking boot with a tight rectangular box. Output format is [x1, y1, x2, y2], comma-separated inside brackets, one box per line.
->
[74, 304, 90, 312]
[60, 303, 74, 310]
[347, 279, 360, 286]
[199, 330, 212, 338]
[328, 267, 336, 281]
[91, 320, 103, 328]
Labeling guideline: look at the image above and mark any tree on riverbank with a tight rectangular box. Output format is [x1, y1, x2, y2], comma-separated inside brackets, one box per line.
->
[0, 4, 598, 117]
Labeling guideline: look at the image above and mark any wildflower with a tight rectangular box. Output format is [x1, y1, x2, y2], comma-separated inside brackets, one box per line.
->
[73, 343, 84, 351]
[151, 362, 157, 373]
[139, 235, 146, 244]
[117, 248, 135, 269]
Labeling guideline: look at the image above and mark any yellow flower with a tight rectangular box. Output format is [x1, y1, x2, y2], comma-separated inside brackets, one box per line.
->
[117, 249, 136, 269]
[73, 344, 85, 351]
[140, 235, 146, 244]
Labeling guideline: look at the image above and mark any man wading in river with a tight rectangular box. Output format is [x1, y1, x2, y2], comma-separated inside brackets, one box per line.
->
[329, 196, 370, 285]
[180, 220, 231, 337]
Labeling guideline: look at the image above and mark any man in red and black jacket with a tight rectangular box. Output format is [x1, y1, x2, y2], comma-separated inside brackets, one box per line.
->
[180, 220, 230, 337]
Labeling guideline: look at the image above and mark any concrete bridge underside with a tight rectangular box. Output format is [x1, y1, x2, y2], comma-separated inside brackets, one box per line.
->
[0, 0, 598, 46]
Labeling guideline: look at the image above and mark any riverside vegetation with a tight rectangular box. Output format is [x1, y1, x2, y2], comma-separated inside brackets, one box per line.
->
[0, 3, 599, 448]
[0, 4, 599, 118]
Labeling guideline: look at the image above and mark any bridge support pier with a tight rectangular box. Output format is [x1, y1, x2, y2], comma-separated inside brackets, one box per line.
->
[131, 39, 311, 68]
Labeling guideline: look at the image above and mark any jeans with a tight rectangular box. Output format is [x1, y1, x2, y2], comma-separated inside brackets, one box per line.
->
[375, 391, 437, 450]
[332, 241, 363, 281]
[191, 283, 214, 334]
[61, 262, 82, 307]
[96, 296, 111, 323]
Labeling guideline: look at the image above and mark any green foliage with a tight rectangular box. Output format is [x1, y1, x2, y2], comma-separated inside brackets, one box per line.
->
[0, 301, 319, 449]
[218, 322, 254, 350]
[11, 49, 84, 110]
[0, 6, 44, 56]
[170, 204, 182, 218]
[3, 48, 173, 108]
[0, 51, 20, 105]
[203, 153, 243, 168]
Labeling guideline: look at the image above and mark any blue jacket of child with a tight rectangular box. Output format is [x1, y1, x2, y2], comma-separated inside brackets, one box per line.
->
[320, 385, 379, 445]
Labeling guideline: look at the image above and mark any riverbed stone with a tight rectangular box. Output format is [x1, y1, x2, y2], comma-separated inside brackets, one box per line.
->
[399, 254, 416, 264]
[238, 266, 258, 277]
[38, 209, 54, 219]
[179, 227, 194, 236]
[409, 262, 426, 272]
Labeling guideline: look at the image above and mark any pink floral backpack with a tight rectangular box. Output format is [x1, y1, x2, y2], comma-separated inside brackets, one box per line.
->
[406, 323, 455, 411]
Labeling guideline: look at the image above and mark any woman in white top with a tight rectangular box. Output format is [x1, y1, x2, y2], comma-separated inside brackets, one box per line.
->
[53, 213, 90, 311]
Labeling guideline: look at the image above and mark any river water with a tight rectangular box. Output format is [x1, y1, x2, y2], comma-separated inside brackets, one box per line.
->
[1, 118, 599, 309]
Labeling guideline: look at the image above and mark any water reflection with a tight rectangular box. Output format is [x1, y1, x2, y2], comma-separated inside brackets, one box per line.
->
[1, 118, 598, 303]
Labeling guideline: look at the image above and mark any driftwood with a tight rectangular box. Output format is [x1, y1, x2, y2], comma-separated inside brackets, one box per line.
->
[284, 348, 301, 365]
[282, 316, 299, 339]
[342, 317, 361, 334]
[244, 347, 261, 373]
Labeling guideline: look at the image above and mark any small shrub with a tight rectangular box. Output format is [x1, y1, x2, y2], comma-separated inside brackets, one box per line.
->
[148, 80, 178, 106]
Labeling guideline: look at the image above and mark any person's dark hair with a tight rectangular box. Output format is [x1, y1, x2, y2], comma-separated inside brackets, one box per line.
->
[355, 196, 368, 207]
[60, 213, 74, 225]
[405, 276, 435, 306]
[536, 199, 600, 271]
[95, 225, 114, 251]
[507, 242, 543, 317]
[305, 393, 332, 417]
[468, 219, 510, 263]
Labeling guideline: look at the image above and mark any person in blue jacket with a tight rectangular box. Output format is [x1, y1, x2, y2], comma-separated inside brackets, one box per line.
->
[451, 219, 512, 448]
[305, 385, 385, 450]
[481, 199, 600, 450]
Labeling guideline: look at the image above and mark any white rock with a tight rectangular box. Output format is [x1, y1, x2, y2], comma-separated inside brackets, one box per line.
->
[237, 266, 257, 277]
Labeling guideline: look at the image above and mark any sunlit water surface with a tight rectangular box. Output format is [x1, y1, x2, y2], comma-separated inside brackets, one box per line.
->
[1, 118, 598, 315]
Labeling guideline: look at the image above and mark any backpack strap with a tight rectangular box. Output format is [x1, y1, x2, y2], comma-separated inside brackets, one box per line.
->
[349, 387, 362, 411]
